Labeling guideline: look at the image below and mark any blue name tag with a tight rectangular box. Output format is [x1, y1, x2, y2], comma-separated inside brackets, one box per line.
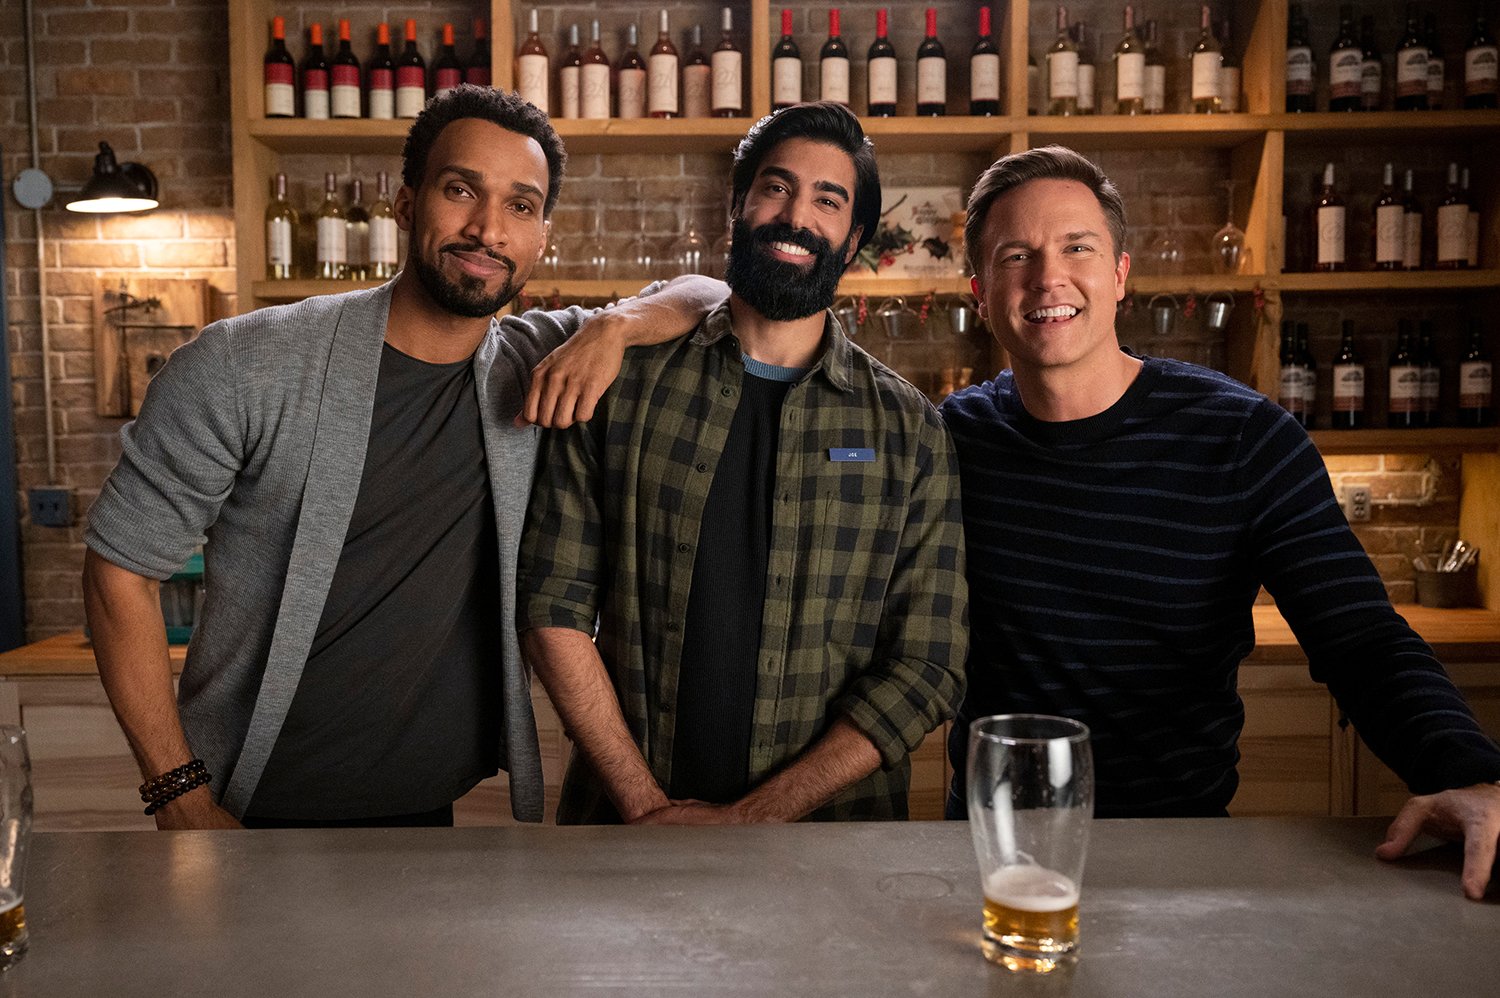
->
[829, 448, 875, 462]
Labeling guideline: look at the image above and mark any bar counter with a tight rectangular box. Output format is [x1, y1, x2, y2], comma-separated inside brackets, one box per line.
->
[10, 818, 1497, 996]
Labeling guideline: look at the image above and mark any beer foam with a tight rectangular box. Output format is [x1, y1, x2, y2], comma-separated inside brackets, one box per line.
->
[984, 865, 1079, 912]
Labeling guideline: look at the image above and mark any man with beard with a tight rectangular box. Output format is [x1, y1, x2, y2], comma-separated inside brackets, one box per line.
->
[518, 102, 968, 824]
[82, 86, 725, 829]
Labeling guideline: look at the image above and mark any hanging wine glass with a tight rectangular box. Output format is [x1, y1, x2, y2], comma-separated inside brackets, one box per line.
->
[669, 190, 709, 276]
[1146, 195, 1186, 277]
[625, 190, 657, 280]
[1211, 179, 1249, 275]
[707, 198, 733, 280]
[577, 199, 610, 280]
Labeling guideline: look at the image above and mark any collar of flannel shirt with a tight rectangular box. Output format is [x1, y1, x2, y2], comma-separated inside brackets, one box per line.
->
[690, 301, 857, 394]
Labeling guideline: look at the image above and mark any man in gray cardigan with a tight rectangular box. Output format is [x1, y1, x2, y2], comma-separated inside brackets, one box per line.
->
[82, 87, 724, 829]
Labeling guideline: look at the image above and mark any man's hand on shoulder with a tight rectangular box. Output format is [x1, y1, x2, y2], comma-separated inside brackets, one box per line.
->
[151, 784, 244, 831]
[1376, 782, 1500, 900]
[517, 311, 627, 429]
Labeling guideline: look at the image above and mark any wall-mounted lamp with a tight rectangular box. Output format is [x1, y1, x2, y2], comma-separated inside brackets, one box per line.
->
[65, 142, 158, 213]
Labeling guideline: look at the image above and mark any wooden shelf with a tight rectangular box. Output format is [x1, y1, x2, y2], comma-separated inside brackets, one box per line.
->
[1277, 270, 1500, 293]
[1276, 110, 1500, 143]
[1026, 113, 1274, 149]
[253, 279, 381, 302]
[1126, 275, 1267, 295]
[247, 118, 409, 154]
[1308, 427, 1500, 455]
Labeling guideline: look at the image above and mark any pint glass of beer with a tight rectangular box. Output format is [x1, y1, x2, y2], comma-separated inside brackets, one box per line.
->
[0, 727, 31, 969]
[966, 715, 1092, 972]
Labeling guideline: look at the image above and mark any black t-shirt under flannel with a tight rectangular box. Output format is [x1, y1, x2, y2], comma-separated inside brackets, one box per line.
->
[248, 343, 502, 820]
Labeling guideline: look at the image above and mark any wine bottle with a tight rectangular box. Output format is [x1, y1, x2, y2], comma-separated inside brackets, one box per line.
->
[1360, 15, 1383, 111]
[396, 19, 427, 119]
[1114, 5, 1145, 116]
[1374, 163, 1404, 271]
[369, 172, 399, 280]
[868, 8, 898, 117]
[301, 22, 330, 120]
[1278, 323, 1306, 423]
[1424, 12, 1445, 110]
[1314, 162, 1346, 272]
[265, 172, 297, 280]
[1074, 19, 1096, 115]
[1402, 169, 1423, 270]
[1218, 16, 1239, 113]
[433, 23, 462, 99]
[264, 16, 296, 118]
[559, 24, 583, 119]
[1463, 168, 1480, 268]
[582, 19, 612, 119]
[368, 23, 396, 120]
[1395, 6, 1429, 110]
[1388, 320, 1422, 428]
[712, 8, 743, 117]
[1297, 323, 1317, 426]
[648, 9, 680, 118]
[315, 172, 347, 280]
[1028, 51, 1041, 115]
[1190, 4, 1222, 114]
[1417, 320, 1440, 427]
[1047, 6, 1079, 116]
[329, 19, 361, 118]
[1465, 13, 1499, 108]
[618, 23, 648, 118]
[345, 178, 369, 281]
[1285, 4, 1315, 112]
[772, 9, 802, 111]
[465, 18, 492, 87]
[1329, 5, 1362, 112]
[1459, 321, 1494, 426]
[1436, 162, 1468, 269]
[970, 7, 1000, 116]
[516, 10, 549, 114]
[916, 8, 947, 116]
[1331, 321, 1366, 429]
[683, 24, 711, 118]
[1143, 19, 1166, 114]
[819, 10, 850, 106]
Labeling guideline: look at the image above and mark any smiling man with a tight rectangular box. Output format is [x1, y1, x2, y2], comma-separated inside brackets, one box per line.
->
[519, 102, 968, 824]
[942, 145, 1500, 899]
[82, 87, 724, 829]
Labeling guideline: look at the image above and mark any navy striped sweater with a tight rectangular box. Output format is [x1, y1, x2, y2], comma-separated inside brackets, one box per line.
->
[941, 355, 1500, 818]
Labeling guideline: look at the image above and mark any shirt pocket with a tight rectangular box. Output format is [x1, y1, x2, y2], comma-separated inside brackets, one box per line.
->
[813, 471, 907, 600]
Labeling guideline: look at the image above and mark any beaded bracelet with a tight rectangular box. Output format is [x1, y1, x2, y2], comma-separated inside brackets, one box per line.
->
[140, 759, 212, 815]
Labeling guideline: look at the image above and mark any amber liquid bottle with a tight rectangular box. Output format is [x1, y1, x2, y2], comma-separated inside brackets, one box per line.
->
[516, 9, 549, 113]
[618, 23, 648, 119]
[581, 19, 611, 120]
[648, 9, 680, 118]
[711, 7, 743, 117]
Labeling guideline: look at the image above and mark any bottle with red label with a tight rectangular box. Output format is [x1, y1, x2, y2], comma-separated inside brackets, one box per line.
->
[368, 23, 396, 119]
[301, 23, 330, 119]
[263, 16, 296, 118]
[331, 19, 361, 118]
[466, 18, 492, 87]
[396, 19, 427, 118]
[433, 24, 463, 98]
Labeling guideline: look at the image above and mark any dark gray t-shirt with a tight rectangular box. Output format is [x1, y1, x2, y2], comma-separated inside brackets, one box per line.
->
[247, 343, 501, 820]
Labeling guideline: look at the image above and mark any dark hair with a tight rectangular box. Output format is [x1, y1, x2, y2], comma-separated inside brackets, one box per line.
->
[401, 85, 567, 217]
[964, 145, 1127, 274]
[730, 101, 880, 254]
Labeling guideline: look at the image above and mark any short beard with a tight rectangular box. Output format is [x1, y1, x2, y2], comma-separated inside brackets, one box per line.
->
[724, 218, 851, 322]
[411, 239, 521, 318]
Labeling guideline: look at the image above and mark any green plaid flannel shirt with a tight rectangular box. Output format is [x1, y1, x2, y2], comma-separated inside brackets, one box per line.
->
[519, 303, 968, 823]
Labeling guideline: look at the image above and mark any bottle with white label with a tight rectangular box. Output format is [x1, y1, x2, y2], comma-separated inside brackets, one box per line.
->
[367, 23, 395, 120]
[1389, 321, 1422, 428]
[1360, 15, 1383, 110]
[1417, 321, 1441, 427]
[648, 9, 680, 118]
[264, 16, 296, 118]
[1219, 17, 1240, 112]
[819, 9, 850, 105]
[1424, 12, 1445, 110]
[1395, 7, 1429, 110]
[315, 173, 346, 281]
[618, 23, 647, 118]
[1459, 321, 1494, 426]
[1297, 323, 1317, 426]
[1143, 19, 1166, 114]
[369, 172, 399, 280]
[1285, 4, 1315, 111]
[683, 24, 711, 118]
[1278, 324, 1307, 424]
[1402, 169, 1423, 270]
[1462, 168, 1480, 268]
[1074, 20, 1096, 114]
[868, 8, 898, 116]
[1190, 5, 1221, 113]
[301, 23, 330, 120]
[1465, 14, 1499, 108]
[396, 19, 427, 119]
[344, 178, 369, 281]
[1436, 162, 1468, 269]
[1331, 321, 1366, 429]
[1047, 6, 1079, 115]
[917, 7, 947, 115]
[264, 173, 297, 280]
[1314, 163, 1346, 271]
[516, 10, 550, 114]
[772, 9, 802, 110]
[582, 20, 612, 120]
[559, 24, 583, 119]
[971, 6, 1000, 116]
[1114, 5, 1145, 115]
[712, 8, 743, 117]
[1329, 5, 1362, 112]
[1374, 163, 1404, 271]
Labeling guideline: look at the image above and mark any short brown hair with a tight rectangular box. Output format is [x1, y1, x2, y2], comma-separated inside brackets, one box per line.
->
[964, 145, 1127, 275]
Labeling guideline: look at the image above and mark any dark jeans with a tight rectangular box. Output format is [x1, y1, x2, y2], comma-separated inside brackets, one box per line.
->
[241, 803, 454, 829]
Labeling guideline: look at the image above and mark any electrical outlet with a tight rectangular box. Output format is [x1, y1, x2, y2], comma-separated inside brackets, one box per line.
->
[1342, 485, 1371, 523]
[27, 487, 74, 528]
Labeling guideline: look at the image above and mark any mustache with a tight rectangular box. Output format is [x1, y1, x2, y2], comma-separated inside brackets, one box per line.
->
[441, 241, 516, 272]
[749, 222, 834, 258]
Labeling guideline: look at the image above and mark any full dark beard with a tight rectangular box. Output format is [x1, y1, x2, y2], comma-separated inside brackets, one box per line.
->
[724, 219, 851, 322]
[411, 240, 521, 318]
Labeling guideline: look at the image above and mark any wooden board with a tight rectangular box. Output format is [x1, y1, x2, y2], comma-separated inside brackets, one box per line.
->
[93, 278, 212, 417]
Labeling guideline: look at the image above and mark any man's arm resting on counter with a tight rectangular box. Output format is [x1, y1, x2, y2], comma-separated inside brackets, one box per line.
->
[82, 549, 241, 830]
[521, 275, 726, 428]
[520, 626, 671, 823]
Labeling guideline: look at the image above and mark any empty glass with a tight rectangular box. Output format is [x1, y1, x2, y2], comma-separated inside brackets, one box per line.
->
[1211, 180, 1249, 275]
[576, 200, 610, 280]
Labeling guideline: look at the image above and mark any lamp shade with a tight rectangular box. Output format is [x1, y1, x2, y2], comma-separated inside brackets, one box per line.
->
[66, 142, 158, 213]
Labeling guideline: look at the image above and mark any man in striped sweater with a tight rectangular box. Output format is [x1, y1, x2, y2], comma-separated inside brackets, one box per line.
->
[943, 145, 1500, 900]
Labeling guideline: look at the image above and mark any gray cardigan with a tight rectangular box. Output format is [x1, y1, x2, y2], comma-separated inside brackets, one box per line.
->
[86, 282, 590, 821]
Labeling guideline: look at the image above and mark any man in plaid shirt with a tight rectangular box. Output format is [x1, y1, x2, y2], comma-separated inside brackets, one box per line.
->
[519, 103, 968, 824]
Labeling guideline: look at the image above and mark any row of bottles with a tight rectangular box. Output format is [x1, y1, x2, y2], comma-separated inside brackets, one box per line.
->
[265, 17, 489, 119]
[1308, 161, 1482, 272]
[1278, 320, 1493, 428]
[1286, 3, 1497, 112]
[264, 172, 400, 281]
